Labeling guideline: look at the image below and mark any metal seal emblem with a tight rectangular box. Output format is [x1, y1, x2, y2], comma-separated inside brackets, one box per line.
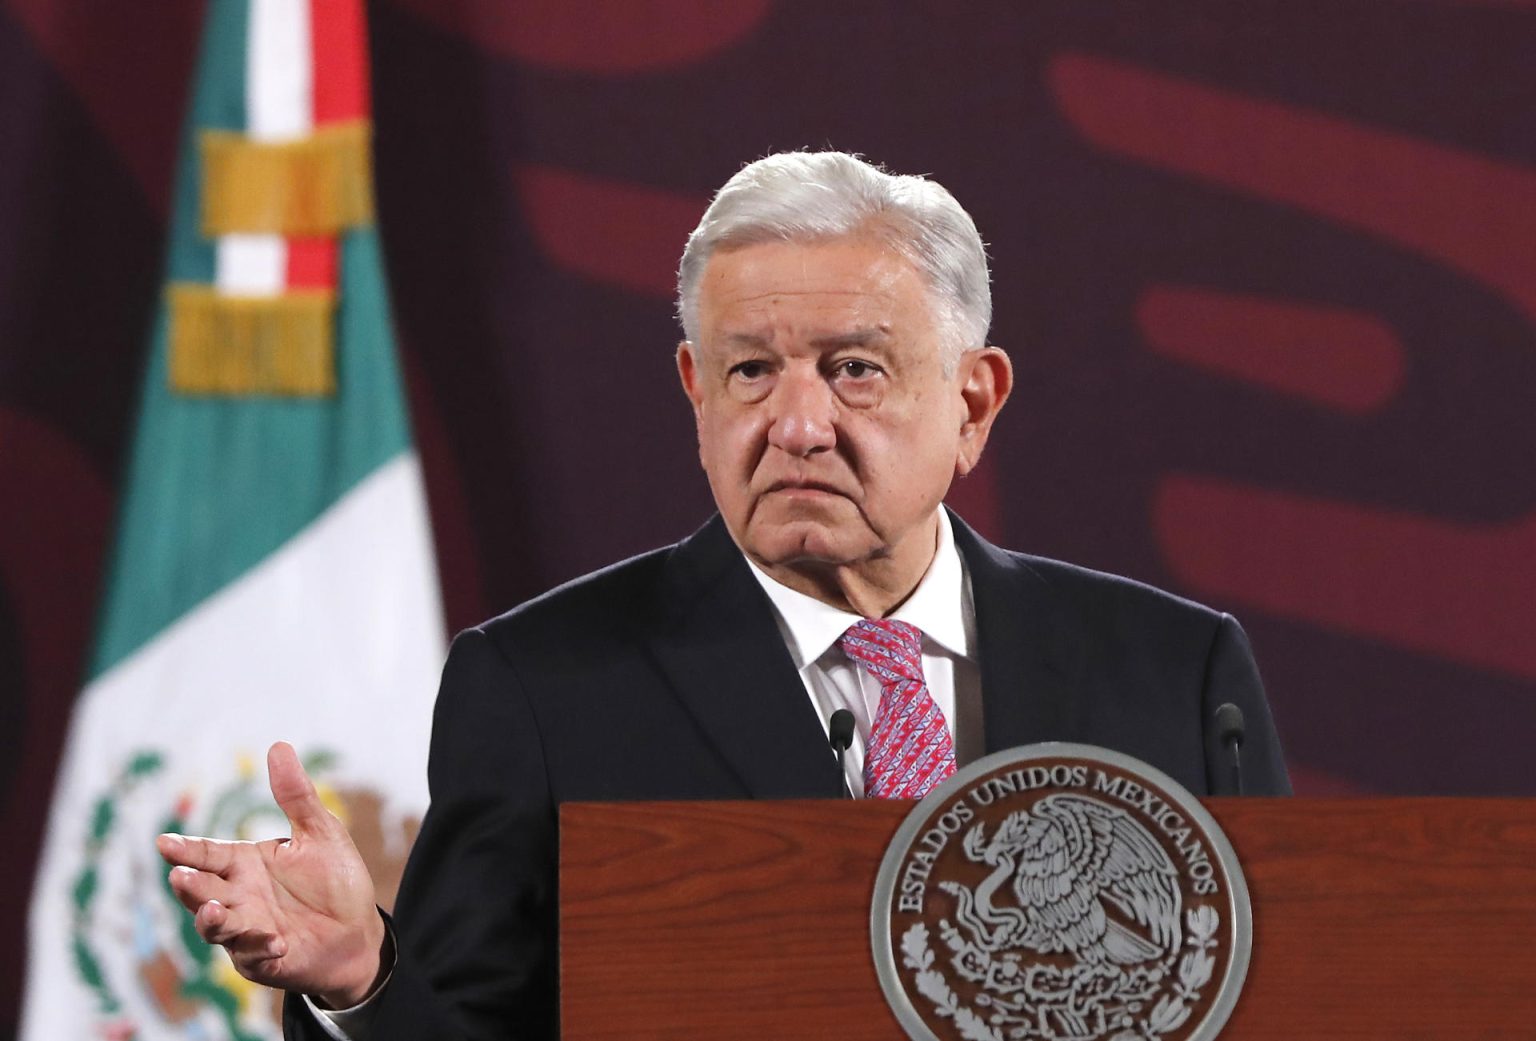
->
[872, 743, 1251, 1041]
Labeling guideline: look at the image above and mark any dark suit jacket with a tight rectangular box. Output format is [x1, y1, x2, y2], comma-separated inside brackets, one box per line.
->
[286, 511, 1287, 1040]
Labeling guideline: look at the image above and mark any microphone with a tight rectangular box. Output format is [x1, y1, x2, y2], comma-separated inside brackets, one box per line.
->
[828, 709, 855, 799]
[1213, 702, 1246, 796]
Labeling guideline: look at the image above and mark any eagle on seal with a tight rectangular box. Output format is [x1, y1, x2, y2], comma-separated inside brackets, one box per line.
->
[942, 793, 1181, 965]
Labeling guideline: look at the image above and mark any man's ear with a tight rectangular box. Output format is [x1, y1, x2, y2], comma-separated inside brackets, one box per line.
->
[676, 341, 705, 422]
[954, 346, 1013, 476]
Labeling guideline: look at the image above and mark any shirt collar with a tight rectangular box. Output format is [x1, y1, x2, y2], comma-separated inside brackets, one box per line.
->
[745, 509, 975, 669]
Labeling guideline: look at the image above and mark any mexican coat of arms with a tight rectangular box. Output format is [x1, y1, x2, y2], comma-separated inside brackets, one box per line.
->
[872, 744, 1251, 1041]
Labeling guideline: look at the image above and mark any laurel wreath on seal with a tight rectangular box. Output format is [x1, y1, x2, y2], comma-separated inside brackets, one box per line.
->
[902, 923, 1004, 1041]
[69, 748, 338, 1041]
[900, 905, 1220, 1041]
[70, 750, 164, 1030]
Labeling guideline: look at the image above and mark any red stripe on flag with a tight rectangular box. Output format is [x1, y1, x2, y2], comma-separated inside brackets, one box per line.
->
[286, 236, 338, 289]
[311, 0, 369, 123]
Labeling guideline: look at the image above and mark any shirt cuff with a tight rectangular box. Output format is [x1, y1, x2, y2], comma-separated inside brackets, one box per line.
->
[300, 917, 397, 1041]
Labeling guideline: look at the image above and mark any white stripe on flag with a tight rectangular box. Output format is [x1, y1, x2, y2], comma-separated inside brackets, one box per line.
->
[247, 0, 313, 141]
[217, 233, 287, 295]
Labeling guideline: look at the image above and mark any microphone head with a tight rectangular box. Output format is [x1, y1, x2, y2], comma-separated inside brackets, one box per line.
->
[828, 709, 856, 752]
[1214, 702, 1246, 747]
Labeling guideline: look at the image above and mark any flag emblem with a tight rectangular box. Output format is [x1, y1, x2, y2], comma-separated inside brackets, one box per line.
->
[67, 749, 419, 1040]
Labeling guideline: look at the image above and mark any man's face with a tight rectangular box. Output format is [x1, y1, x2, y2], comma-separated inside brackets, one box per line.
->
[678, 236, 1007, 597]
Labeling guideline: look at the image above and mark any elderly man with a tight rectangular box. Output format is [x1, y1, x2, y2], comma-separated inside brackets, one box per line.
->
[158, 151, 1288, 1040]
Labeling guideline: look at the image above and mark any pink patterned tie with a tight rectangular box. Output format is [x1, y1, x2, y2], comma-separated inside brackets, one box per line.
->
[839, 619, 956, 799]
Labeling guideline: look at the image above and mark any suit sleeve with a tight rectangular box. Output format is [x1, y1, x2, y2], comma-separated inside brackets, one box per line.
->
[284, 628, 558, 1041]
[1199, 614, 1292, 796]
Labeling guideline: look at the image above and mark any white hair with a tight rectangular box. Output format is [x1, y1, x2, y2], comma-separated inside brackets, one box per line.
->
[676, 151, 992, 362]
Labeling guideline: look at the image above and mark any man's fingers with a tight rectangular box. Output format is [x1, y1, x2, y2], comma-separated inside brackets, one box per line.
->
[266, 741, 335, 838]
[157, 832, 238, 875]
[192, 899, 284, 958]
[228, 929, 289, 962]
[192, 903, 288, 987]
[167, 865, 234, 915]
[194, 899, 236, 943]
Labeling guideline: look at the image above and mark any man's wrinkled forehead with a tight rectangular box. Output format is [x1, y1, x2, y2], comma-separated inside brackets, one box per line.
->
[696, 239, 941, 338]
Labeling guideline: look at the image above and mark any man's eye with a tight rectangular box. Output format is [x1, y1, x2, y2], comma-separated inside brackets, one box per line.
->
[835, 359, 881, 379]
[730, 361, 770, 380]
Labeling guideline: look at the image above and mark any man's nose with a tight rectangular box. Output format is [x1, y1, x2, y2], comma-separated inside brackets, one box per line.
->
[766, 367, 836, 457]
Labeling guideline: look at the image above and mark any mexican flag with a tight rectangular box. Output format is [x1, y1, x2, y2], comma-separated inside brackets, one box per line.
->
[20, 2, 444, 1038]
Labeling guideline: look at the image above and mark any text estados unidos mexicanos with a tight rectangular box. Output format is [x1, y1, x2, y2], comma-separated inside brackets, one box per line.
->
[896, 766, 1220, 914]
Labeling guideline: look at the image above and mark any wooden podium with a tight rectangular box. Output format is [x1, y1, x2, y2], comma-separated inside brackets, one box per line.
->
[561, 798, 1536, 1039]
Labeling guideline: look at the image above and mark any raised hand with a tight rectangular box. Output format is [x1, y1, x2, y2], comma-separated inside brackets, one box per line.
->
[157, 741, 389, 1008]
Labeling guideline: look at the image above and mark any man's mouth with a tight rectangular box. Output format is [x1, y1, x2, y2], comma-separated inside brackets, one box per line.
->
[763, 479, 846, 497]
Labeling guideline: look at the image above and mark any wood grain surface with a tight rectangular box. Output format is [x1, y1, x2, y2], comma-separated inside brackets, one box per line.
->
[560, 798, 1536, 1039]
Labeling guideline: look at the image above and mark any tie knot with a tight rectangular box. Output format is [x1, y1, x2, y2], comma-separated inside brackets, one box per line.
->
[839, 619, 925, 685]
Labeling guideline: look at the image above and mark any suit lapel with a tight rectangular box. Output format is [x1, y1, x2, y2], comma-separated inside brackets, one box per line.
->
[647, 517, 845, 799]
[950, 512, 1087, 753]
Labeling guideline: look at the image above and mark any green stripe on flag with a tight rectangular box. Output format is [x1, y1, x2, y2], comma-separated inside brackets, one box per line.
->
[168, 0, 246, 288]
[90, 0, 412, 677]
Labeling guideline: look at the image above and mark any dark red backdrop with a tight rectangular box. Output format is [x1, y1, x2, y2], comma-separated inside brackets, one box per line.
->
[3, 2, 1534, 1036]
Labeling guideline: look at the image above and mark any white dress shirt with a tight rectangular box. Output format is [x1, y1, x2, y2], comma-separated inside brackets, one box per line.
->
[745, 508, 984, 797]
